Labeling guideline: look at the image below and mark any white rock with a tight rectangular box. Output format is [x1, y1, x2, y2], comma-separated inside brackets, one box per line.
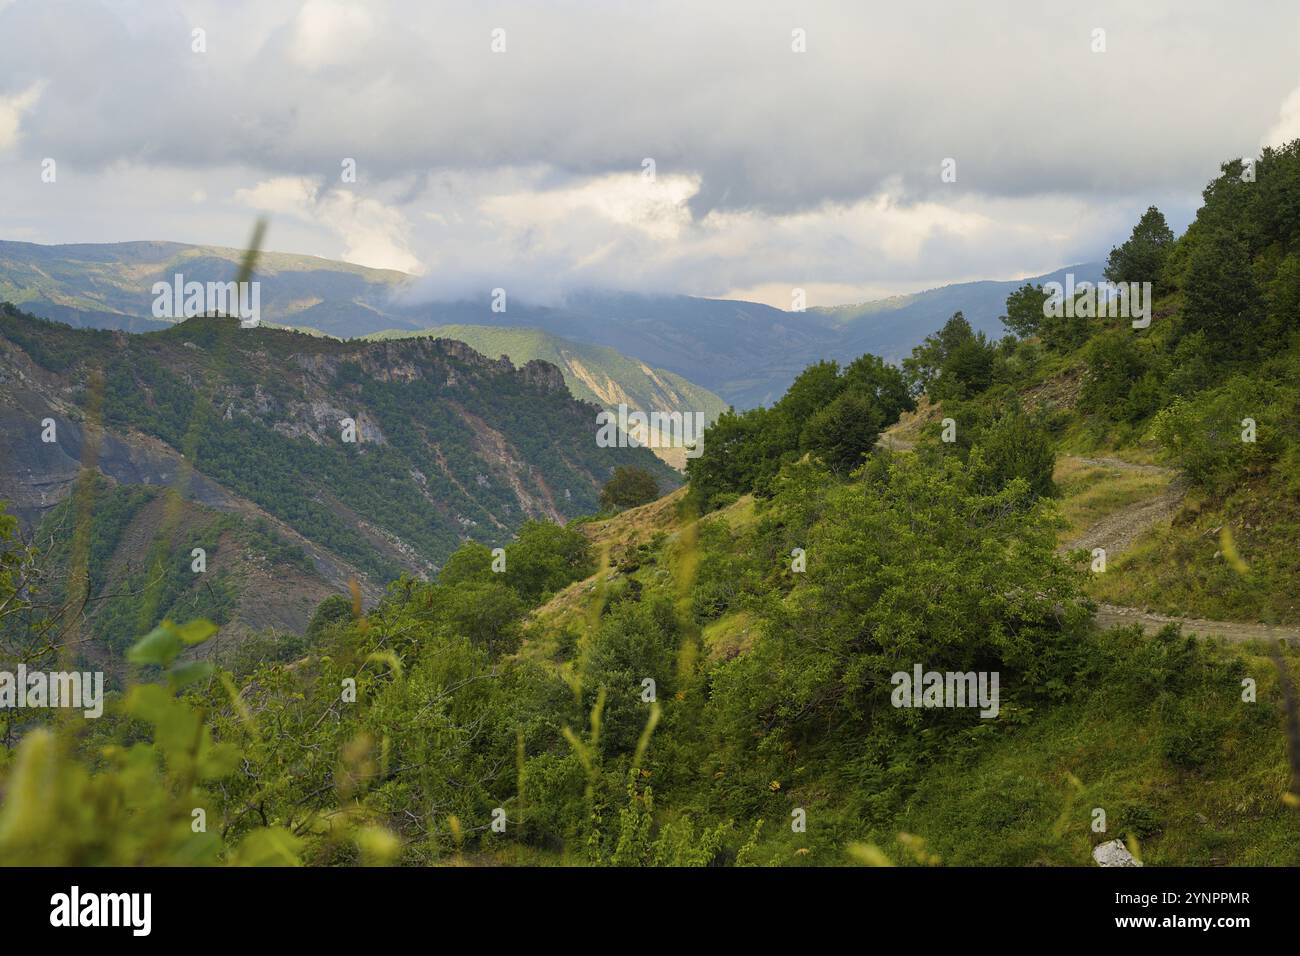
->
[1092, 839, 1142, 867]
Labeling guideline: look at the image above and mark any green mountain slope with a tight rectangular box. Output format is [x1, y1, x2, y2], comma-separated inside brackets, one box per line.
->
[368, 325, 728, 467]
[0, 304, 677, 658]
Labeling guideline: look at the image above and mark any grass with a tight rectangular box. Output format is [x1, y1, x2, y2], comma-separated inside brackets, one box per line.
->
[1051, 452, 1300, 625]
[878, 638, 1300, 866]
[701, 610, 758, 661]
[1087, 477, 1300, 625]
[1052, 457, 1173, 544]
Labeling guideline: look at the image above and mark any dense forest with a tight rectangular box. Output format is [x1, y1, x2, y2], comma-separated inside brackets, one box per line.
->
[1, 142, 1299, 866]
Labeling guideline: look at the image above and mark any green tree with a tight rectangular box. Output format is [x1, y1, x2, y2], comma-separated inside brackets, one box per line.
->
[1079, 330, 1160, 423]
[904, 312, 997, 400]
[600, 466, 660, 511]
[1183, 230, 1261, 353]
[582, 597, 680, 754]
[685, 406, 774, 510]
[1000, 283, 1050, 340]
[438, 541, 496, 585]
[1105, 205, 1175, 294]
[842, 353, 915, 422]
[441, 581, 527, 656]
[969, 409, 1057, 499]
[800, 389, 885, 475]
[306, 594, 354, 641]
[504, 521, 594, 603]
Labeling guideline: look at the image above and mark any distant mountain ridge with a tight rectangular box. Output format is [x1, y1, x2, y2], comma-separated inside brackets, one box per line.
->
[366, 324, 729, 468]
[0, 239, 409, 336]
[0, 239, 1102, 408]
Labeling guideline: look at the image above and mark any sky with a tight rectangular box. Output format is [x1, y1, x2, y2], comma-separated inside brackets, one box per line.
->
[1, 0, 1298, 308]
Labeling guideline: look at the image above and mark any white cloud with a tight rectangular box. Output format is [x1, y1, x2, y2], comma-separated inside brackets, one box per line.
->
[1263, 80, 1300, 148]
[1, 0, 1292, 303]
[480, 173, 700, 243]
[0, 80, 43, 152]
[396, 167, 1132, 308]
[234, 176, 320, 216]
[235, 175, 422, 274]
[289, 0, 376, 69]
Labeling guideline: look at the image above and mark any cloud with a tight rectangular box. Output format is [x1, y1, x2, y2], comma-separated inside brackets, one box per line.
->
[1263, 80, 1300, 148]
[0, 80, 43, 152]
[0, 0, 1292, 304]
[6, 1, 1298, 209]
[289, 0, 377, 69]
[235, 176, 423, 274]
[396, 167, 1134, 307]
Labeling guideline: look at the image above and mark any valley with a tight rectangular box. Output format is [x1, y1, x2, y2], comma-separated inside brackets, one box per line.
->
[0, 305, 676, 664]
[2, 142, 1299, 871]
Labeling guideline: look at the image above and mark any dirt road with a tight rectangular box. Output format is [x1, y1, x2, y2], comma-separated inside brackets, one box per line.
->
[1058, 456, 1299, 642]
[1094, 602, 1300, 644]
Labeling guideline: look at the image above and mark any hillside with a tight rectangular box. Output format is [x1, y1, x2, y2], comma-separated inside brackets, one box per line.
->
[367, 325, 729, 468]
[0, 304, 677, 662]
[456, 140, 1300, 865]
[4, 142, 1299, 870]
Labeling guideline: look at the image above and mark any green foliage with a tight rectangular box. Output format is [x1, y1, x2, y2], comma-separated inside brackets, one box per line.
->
[600, 466, 660, 511]
[1183, 230, 1262, 353]
[842, 353, 916, 422]
[904, 312, 997, 400]
[687, 355, 913, 509]
[799, 389, 884, 475]
[609, 771, 728, 866]
[1105, 205, 1175, 295]
[438, 541, 495, 585]
[683, 405, 775, 510]
[0, 614, 299, 865]
[968, 408, 1058, 499]
[1079, 330, 1163, 424]
[501, 520, 594, 604]
[690, 519, 760, 624]
[306, 595, 354, 641]
[707, 455, 1084, 777]
[581, 597, 681, 754]
[1148, 375, 1285, 493]
[1000, 282, 1050, 340]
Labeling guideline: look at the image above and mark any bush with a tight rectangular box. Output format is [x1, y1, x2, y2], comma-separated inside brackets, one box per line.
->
[799, 389, 884, 475]
[969, 409, 1057, 499]
[1148, 376, 1285, 492]
[601, 466, 660, 511]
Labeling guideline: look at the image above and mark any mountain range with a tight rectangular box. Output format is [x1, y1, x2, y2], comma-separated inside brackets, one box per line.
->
[0, 239, 1103, 408]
